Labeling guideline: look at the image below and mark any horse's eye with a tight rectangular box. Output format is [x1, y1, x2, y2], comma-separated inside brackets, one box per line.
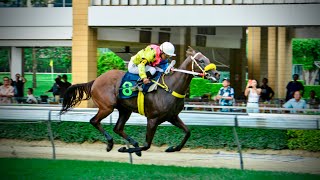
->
[199, 59, 205, 64]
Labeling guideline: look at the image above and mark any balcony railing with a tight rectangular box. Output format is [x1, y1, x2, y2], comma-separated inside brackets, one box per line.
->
[0, 0, 72, 8]
[91, 0, 320, 6]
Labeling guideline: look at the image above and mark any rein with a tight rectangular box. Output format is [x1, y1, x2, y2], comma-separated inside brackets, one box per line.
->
[151, 53, 216, 99]
[151, 75, 186, 99]
[171, 53, 215, 78]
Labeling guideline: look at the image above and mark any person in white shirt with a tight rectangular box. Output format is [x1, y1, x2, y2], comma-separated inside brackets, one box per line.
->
[245, 79, 261, 113]
[0, 76, 14, 104]
[26, 88, 37, 104]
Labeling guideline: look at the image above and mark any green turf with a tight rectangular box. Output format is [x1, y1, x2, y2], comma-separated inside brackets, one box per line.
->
[0, 73, 72, 97]
[0, 158, 318, 180]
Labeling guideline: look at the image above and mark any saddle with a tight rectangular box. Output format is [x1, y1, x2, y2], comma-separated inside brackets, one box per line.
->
[118, 60, 176, 99]
[119, 72, 162, 99]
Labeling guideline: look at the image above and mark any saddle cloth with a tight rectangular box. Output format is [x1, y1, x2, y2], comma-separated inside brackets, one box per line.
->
[119, 72, 162, 99]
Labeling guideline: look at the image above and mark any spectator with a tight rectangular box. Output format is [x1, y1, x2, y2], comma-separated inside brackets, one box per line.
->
[283, 91, 307, 113]
[285, 74, 304, 101]
[26, 88, 37, 104]
[214, 78, 234, 112]
[260, 78, 275, 102]
[46, 75, 61, 103]
[0, 76, 14, 104]
[9, 78, 13, 86]
[245, 79, 261, 113]
[12, 73, 27, 103]
[55, 74, 71, 101]
[307, 90, 320, 109]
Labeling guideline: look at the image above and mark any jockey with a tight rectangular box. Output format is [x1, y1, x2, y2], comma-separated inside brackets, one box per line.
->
[128, 42, 176, 84]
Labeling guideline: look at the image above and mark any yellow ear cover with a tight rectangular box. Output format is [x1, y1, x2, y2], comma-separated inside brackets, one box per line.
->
[204, 63, 216, 71]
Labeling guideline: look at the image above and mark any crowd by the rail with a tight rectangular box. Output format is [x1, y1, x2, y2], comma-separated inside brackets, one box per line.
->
[0, 74, 71, 105]
[0, 73, 319, 114]
[191, 74, 319, 113]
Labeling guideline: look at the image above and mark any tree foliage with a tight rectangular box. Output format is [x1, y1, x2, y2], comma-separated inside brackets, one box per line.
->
[292, 39, 320, 70]
[24, 47, 71, 73]
[97, 50, 126, 76]
[0, 48, 10, 72]
[292, 39, 320, 85]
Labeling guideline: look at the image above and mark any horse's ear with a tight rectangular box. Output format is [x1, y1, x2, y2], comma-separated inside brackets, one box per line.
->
[186, 46, 196, 57]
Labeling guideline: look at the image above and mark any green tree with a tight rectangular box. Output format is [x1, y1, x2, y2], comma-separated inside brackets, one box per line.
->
[24, 47, 71, 73]
[0, 48, 10, 72]
[97, 50, 126, 76]
[292, 39, 320, 85]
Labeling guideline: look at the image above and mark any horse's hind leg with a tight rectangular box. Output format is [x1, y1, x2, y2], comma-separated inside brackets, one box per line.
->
[118, 118, 159, 154]
[165, 115, 190, 152]
[90, 109, 114, 152]
[113, 107, 142, 156]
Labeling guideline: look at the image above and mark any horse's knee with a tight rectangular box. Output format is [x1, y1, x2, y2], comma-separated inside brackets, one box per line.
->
[90, 118, 98, 127]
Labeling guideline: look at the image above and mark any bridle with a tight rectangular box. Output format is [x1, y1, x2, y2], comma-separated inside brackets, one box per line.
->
[171, 52, 216, 78]
[152, 52, 217, 99]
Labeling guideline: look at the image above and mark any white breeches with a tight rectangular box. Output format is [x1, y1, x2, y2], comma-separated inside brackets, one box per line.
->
[128, 61, 163, 76]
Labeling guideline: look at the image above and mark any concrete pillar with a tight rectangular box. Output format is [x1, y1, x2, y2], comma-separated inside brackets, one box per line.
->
[260, 27, 268, 81]
[230, 27, 247, 98]
[277, 27, 292, 99]
[247, 27, 261, 80]
[267, 27, 278, 97]
[72, 0, 98, 108]
[248, 27, 293, 99]
[10, 47, 23, 80]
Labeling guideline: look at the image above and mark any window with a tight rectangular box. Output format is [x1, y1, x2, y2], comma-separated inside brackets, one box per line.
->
[140, 31, 151, 43]
[196, 35, 206, 47]
[197, 27, 216, 35]
[159, 32, 170, 44]
[160, 28, 171, 32]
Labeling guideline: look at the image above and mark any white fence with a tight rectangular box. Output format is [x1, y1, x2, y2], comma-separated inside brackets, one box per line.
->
[0, 104, 319, 169]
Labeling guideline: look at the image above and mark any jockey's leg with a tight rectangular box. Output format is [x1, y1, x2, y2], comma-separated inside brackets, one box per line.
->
[128, 61, 139, 74]
[145, 66, 156, 78]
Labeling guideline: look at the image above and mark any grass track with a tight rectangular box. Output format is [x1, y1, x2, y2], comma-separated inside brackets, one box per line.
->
[0, 158, 319, 180]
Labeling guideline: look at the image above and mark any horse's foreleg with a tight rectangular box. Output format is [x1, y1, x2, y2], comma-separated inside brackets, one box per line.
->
[90, 109, 114, 152]
[165, 116, 190, 152]
[118, 118, 158, 153]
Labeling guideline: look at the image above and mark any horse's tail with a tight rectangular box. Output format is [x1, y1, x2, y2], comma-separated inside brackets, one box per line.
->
[60, 80, 95, 114]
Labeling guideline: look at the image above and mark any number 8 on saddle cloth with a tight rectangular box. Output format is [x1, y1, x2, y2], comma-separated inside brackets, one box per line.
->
[119, 71, 162, 99]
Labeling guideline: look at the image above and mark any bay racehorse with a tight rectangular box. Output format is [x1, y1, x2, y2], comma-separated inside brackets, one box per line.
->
[60, 48, 219, 156]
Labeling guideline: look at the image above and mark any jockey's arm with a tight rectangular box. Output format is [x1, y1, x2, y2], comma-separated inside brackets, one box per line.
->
[138, 59, 148, 79]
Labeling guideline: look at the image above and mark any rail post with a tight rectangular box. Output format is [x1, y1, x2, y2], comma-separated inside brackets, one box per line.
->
[47, 110, 56, 159]
[233, 115, 244, 170]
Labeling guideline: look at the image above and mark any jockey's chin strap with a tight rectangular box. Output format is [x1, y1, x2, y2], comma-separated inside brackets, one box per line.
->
[151, 75, 186, 99]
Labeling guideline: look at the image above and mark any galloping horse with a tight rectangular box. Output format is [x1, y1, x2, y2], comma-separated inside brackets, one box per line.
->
[60, 48, 219, 156]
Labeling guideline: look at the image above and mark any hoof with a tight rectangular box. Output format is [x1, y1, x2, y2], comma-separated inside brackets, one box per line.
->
[118, 147, 127, 152]
[106, 142, 114, 152]
[165, 146, 175, 152]
[135, 151, 142, 157]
